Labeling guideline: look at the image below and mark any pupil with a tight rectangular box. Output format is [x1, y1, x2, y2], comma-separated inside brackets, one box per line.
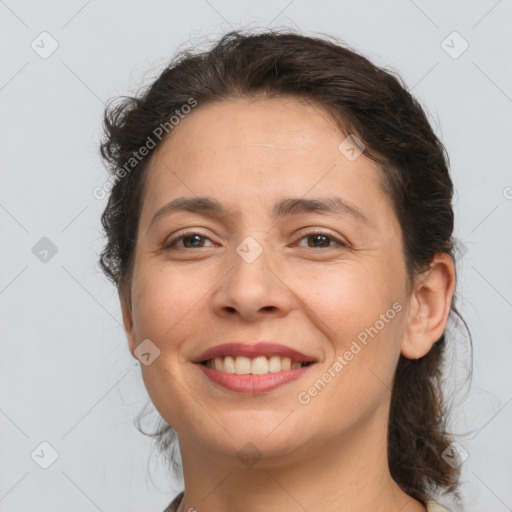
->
[310, 234, 328, 247]
[185, 235, 203, 247]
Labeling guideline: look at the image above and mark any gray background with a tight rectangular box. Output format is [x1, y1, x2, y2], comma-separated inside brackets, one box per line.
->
[1, 1, 511, 511]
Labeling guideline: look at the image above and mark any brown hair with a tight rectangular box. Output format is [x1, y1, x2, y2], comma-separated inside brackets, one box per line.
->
[99, 28, 471, 504]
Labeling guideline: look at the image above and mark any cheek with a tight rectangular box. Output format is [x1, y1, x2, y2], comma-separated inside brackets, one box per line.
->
[295, 262, 404, 400]
[130, 267, 214, 429]
[131, 264, 209, 344]
[299, 261, 401, 341]
[295, 267, 403, 432]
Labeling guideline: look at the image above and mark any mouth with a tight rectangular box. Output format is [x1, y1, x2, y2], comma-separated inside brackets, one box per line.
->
[201, 355, 313, 374]
[193, 343, 317, 393]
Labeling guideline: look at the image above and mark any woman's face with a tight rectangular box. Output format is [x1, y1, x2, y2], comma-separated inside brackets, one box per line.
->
[121, 96, 415, 464]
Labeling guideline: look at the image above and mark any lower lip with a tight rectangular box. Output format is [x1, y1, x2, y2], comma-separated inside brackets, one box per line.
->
[197, 364, 314, 393]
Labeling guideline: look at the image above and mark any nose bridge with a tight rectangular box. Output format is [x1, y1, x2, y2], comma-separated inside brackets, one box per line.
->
[231, 233, 276, 294]
[235, 234, 267, 266]
[213, 232, 291, 318]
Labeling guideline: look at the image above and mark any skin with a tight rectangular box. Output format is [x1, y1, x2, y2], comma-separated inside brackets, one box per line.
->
[120, 96, 456, 512]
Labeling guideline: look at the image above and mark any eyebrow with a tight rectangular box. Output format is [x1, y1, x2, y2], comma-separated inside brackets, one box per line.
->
[148, 195, 372, 230]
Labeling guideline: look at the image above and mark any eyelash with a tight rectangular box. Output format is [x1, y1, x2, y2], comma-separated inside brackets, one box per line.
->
[163, 229, 348, 250]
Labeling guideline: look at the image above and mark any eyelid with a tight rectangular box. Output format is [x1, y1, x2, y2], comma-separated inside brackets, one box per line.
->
[164, 229, 216, 249]
[292, 228, 348, 248]
[164, 228, 348, 250]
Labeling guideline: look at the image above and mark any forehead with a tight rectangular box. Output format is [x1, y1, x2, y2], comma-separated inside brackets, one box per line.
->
[146, 96, 371, 186]
[140, 96, 397, 235]
[160, 96, 344, 157]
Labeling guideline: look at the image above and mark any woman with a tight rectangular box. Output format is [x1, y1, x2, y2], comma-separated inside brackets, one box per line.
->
[98, 29, 468, 512]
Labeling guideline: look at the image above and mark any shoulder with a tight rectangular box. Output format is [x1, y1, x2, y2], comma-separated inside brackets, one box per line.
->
[162, 491, 184, 512]
[426, 500, 452, 512]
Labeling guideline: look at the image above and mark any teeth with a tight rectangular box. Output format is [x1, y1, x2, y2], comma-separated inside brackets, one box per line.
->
[281, 357, 291, 371]
[268, 355, 281, 373]
[223, 355, 236, 373]
[235, 356, 251, 374]
[251, 356, 268, 375]
[205, 355, 310, 375]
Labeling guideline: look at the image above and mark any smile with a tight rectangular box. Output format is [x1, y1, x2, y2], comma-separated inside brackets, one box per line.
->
[202, 355, 313, 375]
[193, 342, 317, 393]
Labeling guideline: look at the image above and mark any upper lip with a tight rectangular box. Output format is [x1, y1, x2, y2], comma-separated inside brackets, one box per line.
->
[193, 342, 316, 364]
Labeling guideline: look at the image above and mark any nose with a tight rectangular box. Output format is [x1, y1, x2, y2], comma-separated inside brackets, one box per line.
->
[211, 239, 293, 322]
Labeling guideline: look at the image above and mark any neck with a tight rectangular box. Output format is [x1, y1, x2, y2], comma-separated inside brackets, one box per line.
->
[175, 409, 426, 512]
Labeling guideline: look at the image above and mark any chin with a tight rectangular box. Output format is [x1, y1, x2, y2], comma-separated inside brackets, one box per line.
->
[189, 409, 314, 461]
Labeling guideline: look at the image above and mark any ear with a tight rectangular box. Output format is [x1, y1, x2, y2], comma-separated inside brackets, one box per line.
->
[119, 289, 137, 359]
[401, 253, 456, 360]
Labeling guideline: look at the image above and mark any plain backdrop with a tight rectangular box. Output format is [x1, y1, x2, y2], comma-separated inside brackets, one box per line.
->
[1, 1, 511, 511]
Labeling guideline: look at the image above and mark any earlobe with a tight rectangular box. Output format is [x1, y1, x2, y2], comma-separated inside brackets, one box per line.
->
[119, 290, 137, 359]
[401, 253, 456, 360]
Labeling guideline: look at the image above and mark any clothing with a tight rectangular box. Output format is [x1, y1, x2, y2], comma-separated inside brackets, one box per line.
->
[163, 492, 182, 512]
[426, 501, 452, 512]
[162, 492, 451, 511]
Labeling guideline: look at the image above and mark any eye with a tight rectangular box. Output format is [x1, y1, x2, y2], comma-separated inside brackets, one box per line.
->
[295, 230, 348, 249]
[163, 229, 348, 251]
[164, 231, 215, 250]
